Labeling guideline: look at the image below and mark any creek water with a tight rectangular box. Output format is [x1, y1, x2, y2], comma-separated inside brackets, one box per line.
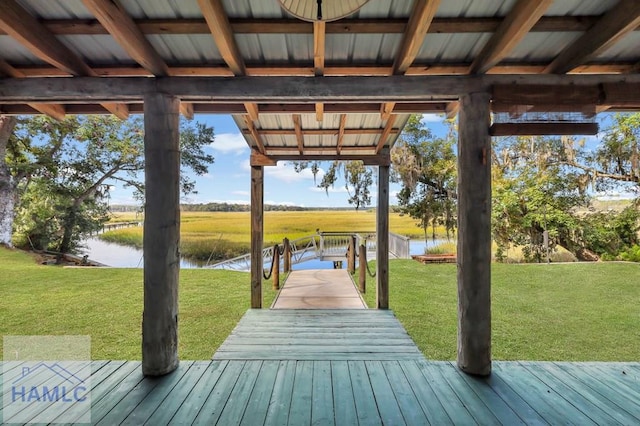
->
[81, 237, 448, 269]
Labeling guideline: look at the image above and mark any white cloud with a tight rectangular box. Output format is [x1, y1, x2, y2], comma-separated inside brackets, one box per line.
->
[210, 132, 249, 154]
[310, 185, 348, 194]
[421, 113, 445, 123]
[232, 190, 250, 196]
[265, 200, 303, 206]
[265, 163, 324, 183]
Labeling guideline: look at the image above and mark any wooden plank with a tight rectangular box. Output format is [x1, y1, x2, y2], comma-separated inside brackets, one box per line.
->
[312, 361, 335, 425]
[198, 0, 246, 75]
[526, 362, 639, 424]
[263, 360, 296, 425]
[288, 361, 314, 424]
[490, 122, 599, 136]
[544, 0, 640, 74]
[250, 166, 264, 308]
[470, 0, 553, 74]
[292, 114, 304, 154]
[82, 0, 169, 76]
[216, 361, 263, 425]
[393, 0, 442, 74]
[88, 363, 145, 423]
[376, 164, 390, 309]
[348, 361, 382, 426]
[491, 362, 590, 425]
[239, 360, 280, 426]
[457, 91, 492, 375]
[96, 362, 193, 425]
[376, 116, 397, 153]
[381, 361, 430, 425]
[191, 361, 246, 425]
[144, 360, 219, 425]
[415, 361, 477, 424]
[365, 360, 406, 425]
[218, 337, 416, 346]
[331, 361, 358, 426]
[142, 92, 180, 376]
[400, 361, 454, 425]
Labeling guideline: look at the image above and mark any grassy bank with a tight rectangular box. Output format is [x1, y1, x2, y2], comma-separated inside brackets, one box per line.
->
[103, 210, 443, 261]
[1, 247, 638, 361]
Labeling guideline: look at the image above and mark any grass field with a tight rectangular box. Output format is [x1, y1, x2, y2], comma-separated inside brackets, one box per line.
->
[1, 247, 638, 361]
[102, 210, 444, 261]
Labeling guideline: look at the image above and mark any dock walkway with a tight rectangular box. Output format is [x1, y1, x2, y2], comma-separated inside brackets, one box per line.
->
[271, 269, 365, 309]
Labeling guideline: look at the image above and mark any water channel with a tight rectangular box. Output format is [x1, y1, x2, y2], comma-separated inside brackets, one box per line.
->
[81, 237, 448, 269]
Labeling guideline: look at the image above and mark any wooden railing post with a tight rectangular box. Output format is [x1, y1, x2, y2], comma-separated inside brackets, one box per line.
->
[283, 237, 291, 272]
[272, 244, 280, 290]
[358, 244, 366, 293]
[347, 236, 356, 274]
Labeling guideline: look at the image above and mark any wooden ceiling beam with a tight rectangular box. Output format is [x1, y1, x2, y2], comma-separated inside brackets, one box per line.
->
[393, 0, 442, 74]
[198, 0, 246, 76]
[292, 114, 304, 154]
[244, 102, 259, 121]
[445, 101, 459, 119]
[0, 0, 95, 76]
[336, 114, 347, 155]
[376, 115, 398, 153]
[2, 16, 628, 36]
[490, 122, 599, 136]
[251, 151, 390, 167]
[470, 0, 554, 74]
[315, 103, 324, 122]
[544, 0, 640, 74]
[243, 128, 401, 136]
[243, 115, 265, 153]
[313, 21, 326, 77]
[179, 102, 194, 120]
[81, 0, 170, 77]
[380, 102, 395, 120]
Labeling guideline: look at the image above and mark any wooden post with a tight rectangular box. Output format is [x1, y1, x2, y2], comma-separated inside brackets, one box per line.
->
[272, 245, 280, 290]
[347, 236, 356, 274]
[283, 237, 291, 272]
[250, 166, 264, 308]
[358, 243, 366, 293]
[142, 92, 180, 376]
[377, 164, 390, 309]
[457, 91, 492, 376]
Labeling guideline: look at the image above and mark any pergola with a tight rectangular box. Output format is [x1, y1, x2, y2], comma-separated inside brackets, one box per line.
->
[1, 0, 639, 378]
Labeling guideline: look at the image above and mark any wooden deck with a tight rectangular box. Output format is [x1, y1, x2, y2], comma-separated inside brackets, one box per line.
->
[271, 270, 366, 309]
[2, 359, 639, 424]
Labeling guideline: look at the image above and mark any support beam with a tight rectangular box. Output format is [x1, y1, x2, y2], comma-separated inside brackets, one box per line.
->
[457, 91, 492, 376]
[445, 101, 459, 119]
[244, 102, 259, 121]
[544, 0, 640, 74]
[313, 21, 326, 77]
[393, 0, 441, 74]
[244, 116, 265, 153]
[198, 0, 246, 75]
[336, 114, 347, 155]
[376, 115, 397, 153]
[469, 0, 553, 74]
[82, 0, 170, 76]
[179, 102, 194, 120]
[250, 165, 264, 308]
[376, 162, 390, 309]
[315, 102, 324, 121]
[380, 102, 395, 120]
[292, 114, 304, 154]
[142, 92, 180, 376]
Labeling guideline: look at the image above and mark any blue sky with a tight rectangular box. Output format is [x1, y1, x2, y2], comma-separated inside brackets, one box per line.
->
[109, 113, 449, 208]
[107, 112, 635, 207]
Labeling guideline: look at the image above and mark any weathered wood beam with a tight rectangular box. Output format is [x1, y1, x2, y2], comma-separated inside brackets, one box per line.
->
[313, 21, 326, 76]
[544, 0, 640, 74]
[315, 103, 324, 121]
[244, 115, 265, 153]
[492, 84, 602, 105]
[179, 102, 194, 119]
[393, 0, 442, 74]
[142, 92, 180, 376]
[1, 16, 628, 36]
[250, 165, 264, 308]
[490, 122, 599, 136]
[292, 114, 304, 154]
[244, 102, 260, 121]
[250, 150, 391, 166]
[243, 128, 400, 136]
[336, 114, 347, 155]
[82, 0, 170, 76]
[0, 0, 95, 76]
[376, 161, 390, 309]
[376, 115, 397, 153]
[101, 102, 130, 119]
[3, 75, 640, 103]
[380, 102, 395, 120]
[470, 0, 553, 74]
[457, 91, 492, 376]
[445, 101, 459, 119]
[198, 0, 246, 76]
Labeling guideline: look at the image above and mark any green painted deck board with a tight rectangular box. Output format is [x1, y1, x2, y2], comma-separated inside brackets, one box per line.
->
[330, 361, 358, 426]
[348, 360, 382, 426]
[191, 360, 245, 425]
[240, 360, 280, 426]
[263, 360, 296, 426]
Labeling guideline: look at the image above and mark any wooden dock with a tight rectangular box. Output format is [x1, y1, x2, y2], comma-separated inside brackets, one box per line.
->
[271, 269, 366, 309]
[3, 357, 638, 424]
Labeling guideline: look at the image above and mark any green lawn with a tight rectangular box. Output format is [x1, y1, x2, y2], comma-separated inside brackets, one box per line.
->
[1, 247, 638, 361]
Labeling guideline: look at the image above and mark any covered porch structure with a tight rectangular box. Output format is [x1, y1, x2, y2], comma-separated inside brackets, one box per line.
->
[1, 0, 639, 388]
